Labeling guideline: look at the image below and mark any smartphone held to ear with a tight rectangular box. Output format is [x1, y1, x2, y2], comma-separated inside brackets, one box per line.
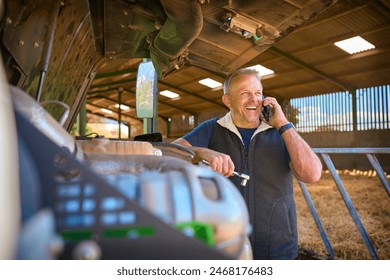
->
[261, 105, 271, 121]
[261, 96, 271, 121]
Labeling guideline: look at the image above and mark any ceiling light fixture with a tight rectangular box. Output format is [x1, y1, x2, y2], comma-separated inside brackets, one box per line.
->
[334, 36, 375, 54]
[115, 104, 130, 111]
[101, 108, 113, 114]
[246, 64, 275, 78]
[160, 90, 179, 99]
[199, 78, 222, 89]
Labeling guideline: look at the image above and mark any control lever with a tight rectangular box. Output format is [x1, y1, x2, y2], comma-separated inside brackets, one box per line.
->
[201, 160, 250, 186]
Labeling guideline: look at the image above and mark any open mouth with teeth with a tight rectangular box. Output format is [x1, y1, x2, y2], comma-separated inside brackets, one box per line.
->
[246, 106, 258, 110]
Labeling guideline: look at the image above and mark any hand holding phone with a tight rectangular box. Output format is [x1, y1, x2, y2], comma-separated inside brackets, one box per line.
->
[261, 105, 271, 121]
[261, 96, 271, 121]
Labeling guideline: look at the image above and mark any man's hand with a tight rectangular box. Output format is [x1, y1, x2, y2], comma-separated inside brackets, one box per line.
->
[261, 97, 289, 129]
[198, 149, 235, 177]
[173, 138, 235, 177]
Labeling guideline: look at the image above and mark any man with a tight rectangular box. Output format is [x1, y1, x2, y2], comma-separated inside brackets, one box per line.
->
[173, 68, 322, 259]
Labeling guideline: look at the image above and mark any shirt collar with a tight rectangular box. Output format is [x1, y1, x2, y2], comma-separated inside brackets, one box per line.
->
[217, 112, 273, 141]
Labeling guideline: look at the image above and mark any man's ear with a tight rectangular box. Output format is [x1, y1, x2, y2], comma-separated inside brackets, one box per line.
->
[222, 94, 231, 109]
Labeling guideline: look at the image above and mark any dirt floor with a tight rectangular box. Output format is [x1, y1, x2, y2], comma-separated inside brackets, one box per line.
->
[293, 170, 390, 260]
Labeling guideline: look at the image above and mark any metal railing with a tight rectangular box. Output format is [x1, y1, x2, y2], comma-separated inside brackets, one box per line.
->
[298, 147, 390, 260]
[284, 84, 390, 132]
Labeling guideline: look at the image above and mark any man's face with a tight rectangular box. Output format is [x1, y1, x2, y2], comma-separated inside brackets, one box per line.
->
[222, 73, 263, 128]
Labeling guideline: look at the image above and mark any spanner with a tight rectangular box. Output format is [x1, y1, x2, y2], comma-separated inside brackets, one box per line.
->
[201, 160, 250, 186]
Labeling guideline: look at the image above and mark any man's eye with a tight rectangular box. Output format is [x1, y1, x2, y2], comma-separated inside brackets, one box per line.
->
[240, 92, 262, 96]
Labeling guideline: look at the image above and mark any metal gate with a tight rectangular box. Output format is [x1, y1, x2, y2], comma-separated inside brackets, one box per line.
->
[298, 148, 390, 260]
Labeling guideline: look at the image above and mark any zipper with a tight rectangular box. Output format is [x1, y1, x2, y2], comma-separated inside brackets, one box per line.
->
[243, 147, 250, 202]
[245, 140, 256, 232]
[230, 130, 251, 204]
[238, 141, 249, 202]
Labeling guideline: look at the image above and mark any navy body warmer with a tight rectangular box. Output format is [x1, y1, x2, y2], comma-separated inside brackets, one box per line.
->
[208, 122, 298, 260]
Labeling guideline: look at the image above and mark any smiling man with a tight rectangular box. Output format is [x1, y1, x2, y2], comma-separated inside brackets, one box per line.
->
[173, 68, 322, 260]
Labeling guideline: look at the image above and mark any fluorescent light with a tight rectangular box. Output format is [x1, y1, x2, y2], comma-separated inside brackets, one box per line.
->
[101, 108, 113, 114]
[160, 90, 179, 99]
[334, 36, 375, 54]
[198, 78, 222, 88]
[246, 64, 274, 77]
[115, 104, 130, 111]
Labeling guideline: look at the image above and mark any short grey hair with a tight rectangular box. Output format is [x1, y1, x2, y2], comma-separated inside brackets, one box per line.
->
[223, 68, 262, 95]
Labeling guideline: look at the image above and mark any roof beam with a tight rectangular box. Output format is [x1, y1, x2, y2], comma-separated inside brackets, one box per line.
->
[86, 102, 139, 122]
[87, 94, 136, 110]
[119, 88, 198, 116]
[283, 23, 390, 58]
[88, 87, 198, 116]
[85, 109, 132, 125]
[158, 80, 226, 109]
[290, 4, 368, 33]
[269, 46, 355, 91]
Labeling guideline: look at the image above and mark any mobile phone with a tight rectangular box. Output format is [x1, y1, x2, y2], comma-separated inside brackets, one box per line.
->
[261, 96, 271, 121]
[261, 105, 271, 121]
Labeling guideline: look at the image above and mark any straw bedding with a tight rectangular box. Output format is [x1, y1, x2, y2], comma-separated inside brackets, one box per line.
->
[294, 170, 390, 260]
